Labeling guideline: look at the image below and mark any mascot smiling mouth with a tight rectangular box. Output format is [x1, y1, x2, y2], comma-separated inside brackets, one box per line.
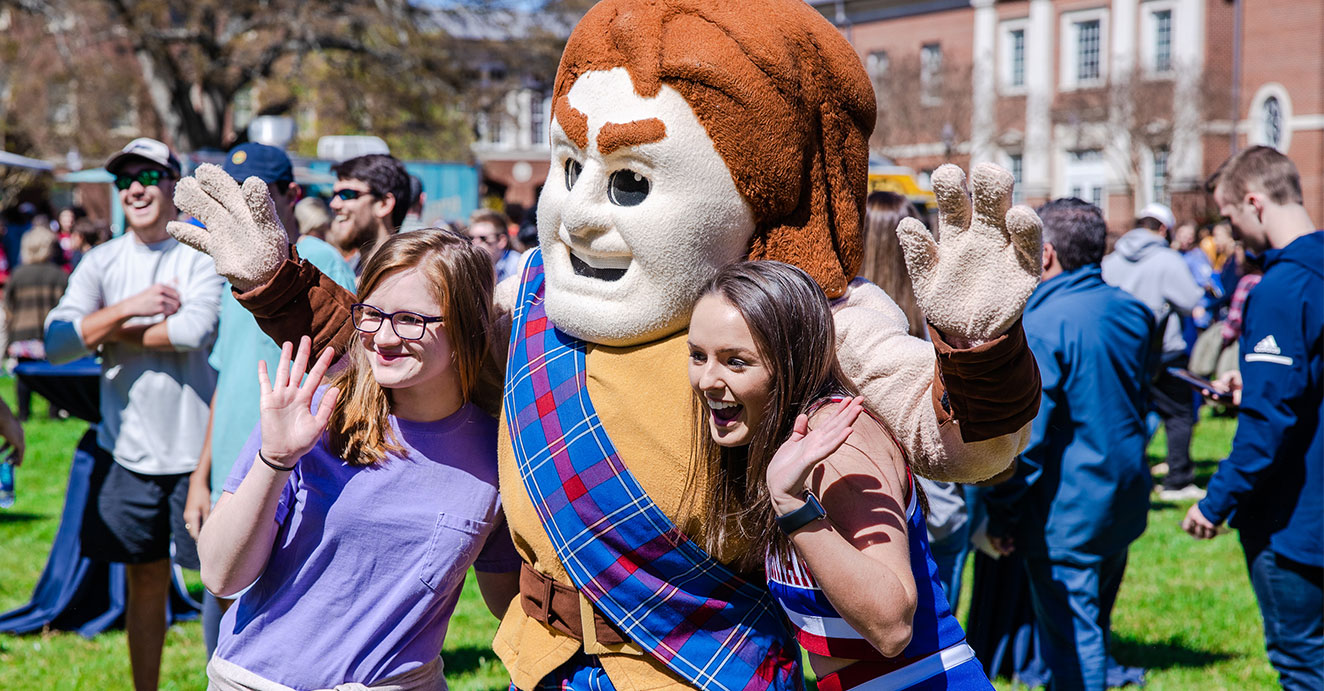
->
[569, 252, 629, 282]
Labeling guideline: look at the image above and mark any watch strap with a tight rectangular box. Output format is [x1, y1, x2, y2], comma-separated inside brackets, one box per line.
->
[775, 490, 827, 535]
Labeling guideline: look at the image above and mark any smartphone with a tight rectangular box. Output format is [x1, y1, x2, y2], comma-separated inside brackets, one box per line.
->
[1167, 367, 1230, 403]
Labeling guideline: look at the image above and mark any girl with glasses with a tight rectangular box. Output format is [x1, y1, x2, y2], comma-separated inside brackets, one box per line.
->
[686, 261, 991, 691]
[198, 229, 521, 690]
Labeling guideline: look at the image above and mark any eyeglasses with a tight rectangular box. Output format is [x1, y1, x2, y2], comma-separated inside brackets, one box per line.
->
[351, 303, 444, 341]
[114, 169, 169, 191]
[470, 234, 504, 245]
[331, 188, 374, 201]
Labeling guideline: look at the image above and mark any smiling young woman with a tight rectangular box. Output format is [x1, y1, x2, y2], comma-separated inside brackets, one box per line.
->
[197, 229, 521, 691]
[686, 261, 993, 691]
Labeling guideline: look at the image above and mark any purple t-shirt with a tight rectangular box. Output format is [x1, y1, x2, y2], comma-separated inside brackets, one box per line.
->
[214, 401, 520, 690]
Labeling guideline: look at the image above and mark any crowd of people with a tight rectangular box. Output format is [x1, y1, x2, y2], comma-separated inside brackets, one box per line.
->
[0, 133, 1316, 691]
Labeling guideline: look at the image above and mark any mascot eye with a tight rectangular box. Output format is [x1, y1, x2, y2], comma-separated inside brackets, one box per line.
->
[608, 170, 650, 207]
[564, 159, 583, 190]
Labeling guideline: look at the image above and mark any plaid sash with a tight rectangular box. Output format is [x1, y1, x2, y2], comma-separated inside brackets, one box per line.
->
[505, 251, 801, 691]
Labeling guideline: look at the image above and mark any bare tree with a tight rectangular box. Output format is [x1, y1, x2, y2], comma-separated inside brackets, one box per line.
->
[871, 53, 974, 159]
[1052, 62, 1234, 214]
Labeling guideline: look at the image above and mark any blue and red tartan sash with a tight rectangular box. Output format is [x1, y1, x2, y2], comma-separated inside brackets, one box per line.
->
[504, 251, 801, 691]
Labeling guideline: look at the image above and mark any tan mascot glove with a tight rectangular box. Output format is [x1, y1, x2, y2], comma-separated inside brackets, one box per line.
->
[896, 163, 1042, 342]
[167, 163, 290, 292]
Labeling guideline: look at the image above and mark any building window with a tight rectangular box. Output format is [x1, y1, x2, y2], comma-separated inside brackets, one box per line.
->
[1009, 154, 1024, 205]
[1010, 30, 1026, 88]
[866, 51, 889, 82]
[1152, 148, 1169, 205]
[530, 92, 547, 146]
[1153, 9, 1172, 74]
[1077, 20, 1101, 82]
[1262, 97, 1283, 150]
[921, 43, 942, 104]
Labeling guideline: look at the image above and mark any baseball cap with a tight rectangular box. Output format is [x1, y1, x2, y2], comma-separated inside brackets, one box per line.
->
[223, 142, 295, 186]
[1137, 202, 1176, 230]
[105, 137, 182, 177]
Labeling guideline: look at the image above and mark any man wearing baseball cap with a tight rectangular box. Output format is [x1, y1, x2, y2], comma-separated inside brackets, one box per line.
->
[1103, 201, 1209, 501]
[185, 142, 355, 659]
[45, 137, 224, 690]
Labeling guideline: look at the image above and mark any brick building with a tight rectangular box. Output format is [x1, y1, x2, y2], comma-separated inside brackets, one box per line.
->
[811, 0, 1323, 232]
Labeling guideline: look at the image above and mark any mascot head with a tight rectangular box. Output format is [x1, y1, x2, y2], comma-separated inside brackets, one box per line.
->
[537, 0, 876, 346]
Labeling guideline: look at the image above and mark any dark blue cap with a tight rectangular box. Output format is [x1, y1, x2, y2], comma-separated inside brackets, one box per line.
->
[223, 143, 294, 186]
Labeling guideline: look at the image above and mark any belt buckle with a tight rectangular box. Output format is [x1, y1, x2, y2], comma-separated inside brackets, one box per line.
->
[579, 594, 607, 654]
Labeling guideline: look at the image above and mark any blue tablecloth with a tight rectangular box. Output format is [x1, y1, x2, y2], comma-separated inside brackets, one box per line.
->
[0, 425, 200, 637]
[14, 357, 101, 424]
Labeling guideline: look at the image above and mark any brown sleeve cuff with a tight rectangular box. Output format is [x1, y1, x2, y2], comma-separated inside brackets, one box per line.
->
[233, 244, 357, 358]
[929, 319, 1041, 443]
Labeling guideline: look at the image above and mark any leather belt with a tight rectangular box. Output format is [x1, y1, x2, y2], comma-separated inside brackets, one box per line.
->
[519, 562, 628, 647]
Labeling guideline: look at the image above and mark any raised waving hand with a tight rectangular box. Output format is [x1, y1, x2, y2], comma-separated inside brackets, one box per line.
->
[257, 336, 341, 468]
[895, 163, 1043, 342]
[168, 164, 290, 292]
[766, 397, 866, 512]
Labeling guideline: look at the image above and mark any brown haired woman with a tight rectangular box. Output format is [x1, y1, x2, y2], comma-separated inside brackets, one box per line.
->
[198, 229, 521, 690]
[686, 260, 991, 690]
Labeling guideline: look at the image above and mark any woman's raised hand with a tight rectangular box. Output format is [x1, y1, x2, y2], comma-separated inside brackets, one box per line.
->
[257, 336, 340, 467]
[766, 396, 865, 514]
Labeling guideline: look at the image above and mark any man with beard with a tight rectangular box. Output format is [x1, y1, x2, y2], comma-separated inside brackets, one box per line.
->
[325, 153, 411, 274]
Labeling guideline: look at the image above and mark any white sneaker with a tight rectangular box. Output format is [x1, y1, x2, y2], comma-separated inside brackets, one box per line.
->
[1151, 462, 1169, 476]
[1158, 485, 1207, 502]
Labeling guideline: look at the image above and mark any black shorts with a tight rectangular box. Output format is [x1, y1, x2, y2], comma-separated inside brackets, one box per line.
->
[81, 443, 200, 570]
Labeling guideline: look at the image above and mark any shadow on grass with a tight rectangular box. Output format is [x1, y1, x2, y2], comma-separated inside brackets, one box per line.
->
[443, 644, 504, 678]
[1113, 633, 1236, 671]
[0, 511, 42, 523]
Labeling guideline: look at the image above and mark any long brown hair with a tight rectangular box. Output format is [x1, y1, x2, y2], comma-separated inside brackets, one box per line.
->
[327, 229, 495, 465]
[691, 261, 870, 573]
[858, 191, 925, 338]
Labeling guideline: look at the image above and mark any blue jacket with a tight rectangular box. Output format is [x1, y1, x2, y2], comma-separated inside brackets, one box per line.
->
[986, 266, 1156, 563]
[1199, 231, 1323, 568]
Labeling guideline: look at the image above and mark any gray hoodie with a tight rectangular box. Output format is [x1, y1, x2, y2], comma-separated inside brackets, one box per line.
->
[1101, 228, 1205, 355]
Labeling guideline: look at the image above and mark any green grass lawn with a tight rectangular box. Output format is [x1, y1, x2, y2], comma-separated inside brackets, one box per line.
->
[0, 381, 1273, 690]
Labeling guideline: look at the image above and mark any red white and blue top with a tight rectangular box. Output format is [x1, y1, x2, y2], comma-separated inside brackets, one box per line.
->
[766, 479, 992, 691]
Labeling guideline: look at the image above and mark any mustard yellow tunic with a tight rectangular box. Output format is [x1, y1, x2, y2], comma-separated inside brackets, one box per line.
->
[493, 331, 752, 691]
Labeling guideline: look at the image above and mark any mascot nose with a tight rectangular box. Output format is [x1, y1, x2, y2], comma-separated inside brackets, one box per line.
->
[560, 162, 613, 240]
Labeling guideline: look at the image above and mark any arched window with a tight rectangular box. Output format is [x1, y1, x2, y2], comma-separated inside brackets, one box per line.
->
[1262, 97, 1283, 150]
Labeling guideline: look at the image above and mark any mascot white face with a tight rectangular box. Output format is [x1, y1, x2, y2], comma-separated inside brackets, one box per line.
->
[537, 68, 756, 347]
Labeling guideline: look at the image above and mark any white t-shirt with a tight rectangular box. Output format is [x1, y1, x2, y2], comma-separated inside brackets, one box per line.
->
[46, 232, 224, 475]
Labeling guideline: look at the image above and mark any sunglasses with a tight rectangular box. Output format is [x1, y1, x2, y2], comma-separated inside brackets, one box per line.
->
[114, 169, 170, 191]
[351, 303, 444, 341]
[331, 189, 375, 201]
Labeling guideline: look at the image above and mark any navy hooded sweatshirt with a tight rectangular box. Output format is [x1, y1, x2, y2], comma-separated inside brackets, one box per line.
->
[1199, 231, 1323, 568]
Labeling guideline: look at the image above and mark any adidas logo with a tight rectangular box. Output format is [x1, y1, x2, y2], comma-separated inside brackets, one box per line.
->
[1246, 334, 1293, 366]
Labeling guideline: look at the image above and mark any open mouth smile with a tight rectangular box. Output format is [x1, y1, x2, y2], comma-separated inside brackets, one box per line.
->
[569, 252, 629, 282]
[706, 398, 743, 426]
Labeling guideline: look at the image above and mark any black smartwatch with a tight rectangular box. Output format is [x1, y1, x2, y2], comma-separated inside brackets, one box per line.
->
[775, 490, 827, 535]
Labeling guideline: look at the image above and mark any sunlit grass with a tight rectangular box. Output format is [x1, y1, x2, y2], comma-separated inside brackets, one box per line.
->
[1, 382, 1271, 690]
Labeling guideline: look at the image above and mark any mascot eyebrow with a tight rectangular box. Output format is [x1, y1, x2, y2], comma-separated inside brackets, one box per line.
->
[554, 96, 590, 149]
[597, 118, 666, 155]
[554, 95, 668, 156]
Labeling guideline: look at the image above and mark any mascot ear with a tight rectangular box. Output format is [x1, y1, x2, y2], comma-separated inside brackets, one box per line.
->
[747, 97, 869, 299]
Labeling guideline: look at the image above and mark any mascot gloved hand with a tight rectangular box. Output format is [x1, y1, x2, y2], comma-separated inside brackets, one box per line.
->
[168, 163, 290, 292]
[896, 162, 1043, 343]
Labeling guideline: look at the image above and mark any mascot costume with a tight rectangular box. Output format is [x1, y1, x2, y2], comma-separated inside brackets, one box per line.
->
[169, 1, 1043, 689]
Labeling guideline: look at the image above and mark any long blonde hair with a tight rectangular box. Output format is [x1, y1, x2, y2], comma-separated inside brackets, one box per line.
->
[327, 229, 495, 465]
